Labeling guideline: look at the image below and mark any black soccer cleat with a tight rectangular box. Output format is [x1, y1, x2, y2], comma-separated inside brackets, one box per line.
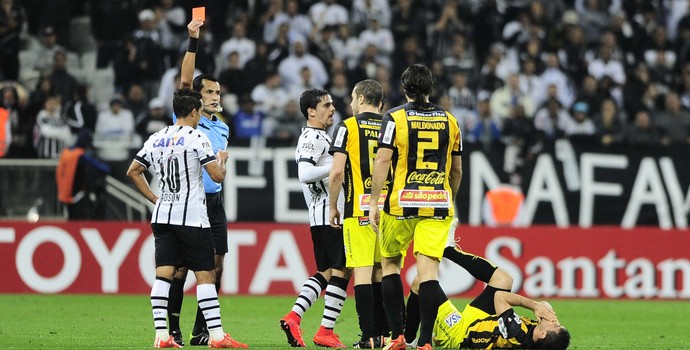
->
[189, 331, 210, 346]
[170, 330, 184, 347]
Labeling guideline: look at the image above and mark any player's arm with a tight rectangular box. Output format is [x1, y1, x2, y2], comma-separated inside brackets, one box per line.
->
[204, 150, 228, 183]
[449, 155, 462, 200]
[368, 147, 393, 233]
[328, 152, 347, 228]
[494, 291, 557, 322]
[126, 161, 158, 204]
[297, 157, 332, 182]
[179, 19, 203, 89]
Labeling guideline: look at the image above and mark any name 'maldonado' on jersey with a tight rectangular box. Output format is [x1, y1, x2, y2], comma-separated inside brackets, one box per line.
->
[295, 126, 344, 226]
[329, 112, 389, 218]
[134, 125, 217, 227]
[377, 102, 462, 218]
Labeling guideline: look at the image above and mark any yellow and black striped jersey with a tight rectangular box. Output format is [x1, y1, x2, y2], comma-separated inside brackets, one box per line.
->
[377, 102, 462, 217]
[329, 112, 389, 218]
[461, 308, 537, 349]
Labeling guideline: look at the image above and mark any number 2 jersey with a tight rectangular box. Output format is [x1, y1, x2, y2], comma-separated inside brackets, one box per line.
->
[134, 125, 217, 227]
[295, 126, 344, 226]
[377, 102, 462, 218]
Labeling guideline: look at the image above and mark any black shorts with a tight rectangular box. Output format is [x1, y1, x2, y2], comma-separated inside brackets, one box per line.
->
[206, 192, 228, 255]
[310, 225, 345, 271]
[152, 223, 215, 271]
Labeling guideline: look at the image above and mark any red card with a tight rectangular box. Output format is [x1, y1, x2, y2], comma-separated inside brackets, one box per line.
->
[192, 7, 205, 21]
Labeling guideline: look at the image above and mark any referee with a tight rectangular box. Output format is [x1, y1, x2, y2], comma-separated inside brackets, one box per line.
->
[166, 19, 232, 347]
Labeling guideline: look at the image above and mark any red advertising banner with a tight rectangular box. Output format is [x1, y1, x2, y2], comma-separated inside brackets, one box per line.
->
[0, 222, 687, 299]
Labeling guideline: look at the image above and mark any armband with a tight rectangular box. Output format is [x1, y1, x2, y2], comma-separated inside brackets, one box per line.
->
[186, 37, 199, 53]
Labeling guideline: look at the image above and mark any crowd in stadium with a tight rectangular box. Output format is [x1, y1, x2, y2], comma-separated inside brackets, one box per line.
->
[2, 0, 690, 166]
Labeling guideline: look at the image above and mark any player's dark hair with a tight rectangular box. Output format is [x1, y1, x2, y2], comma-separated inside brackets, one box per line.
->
[173, 88, 202, 118]
[299, 88, 330, 120]
[192, 74, 218, 92]
[354, 79, 384, 109]
[535, 327, 571, 350]
[401, 64, 434, 107]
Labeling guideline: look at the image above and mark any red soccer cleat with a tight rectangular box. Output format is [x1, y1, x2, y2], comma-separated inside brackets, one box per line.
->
[207, 333, 248, 348]
[382, 335, 407, 350]
[280, 311, 306, 347]
[153, 335, 182, 348]
[313, 326, 346, 348]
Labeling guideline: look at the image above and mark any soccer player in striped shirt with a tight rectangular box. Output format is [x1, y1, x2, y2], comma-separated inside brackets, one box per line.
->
[328, 79, 390, 348]
[280, 89, 351, 348]
[126, 88, 246, 349]
[166, 19, 234, 347]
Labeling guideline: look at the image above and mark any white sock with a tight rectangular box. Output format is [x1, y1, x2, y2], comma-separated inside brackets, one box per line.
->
[151, 278, 171, 340]
[292, 275, 326, 318]
[197, 283, 225, 341]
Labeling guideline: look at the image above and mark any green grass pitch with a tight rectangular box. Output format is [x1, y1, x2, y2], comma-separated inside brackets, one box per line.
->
[0, 294, 687, 349]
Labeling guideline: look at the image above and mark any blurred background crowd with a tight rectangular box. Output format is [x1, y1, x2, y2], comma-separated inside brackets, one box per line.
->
[2, 0, 690, 173]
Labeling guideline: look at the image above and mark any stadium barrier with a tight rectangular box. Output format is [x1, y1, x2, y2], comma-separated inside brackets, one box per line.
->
[1, 221, 687, 299]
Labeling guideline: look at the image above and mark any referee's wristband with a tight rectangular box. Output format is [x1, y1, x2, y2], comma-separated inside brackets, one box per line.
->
[187, 37, 199, 53]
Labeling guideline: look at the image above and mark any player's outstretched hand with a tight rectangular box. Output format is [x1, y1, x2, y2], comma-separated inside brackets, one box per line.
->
[187, 19, 203, 38]
[534, 301, 557, 322]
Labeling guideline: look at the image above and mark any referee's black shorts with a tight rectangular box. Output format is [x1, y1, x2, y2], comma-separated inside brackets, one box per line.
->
[206, 192, 228, 255]
[310, 225, 345, 272]
[152, 223, 214, 272]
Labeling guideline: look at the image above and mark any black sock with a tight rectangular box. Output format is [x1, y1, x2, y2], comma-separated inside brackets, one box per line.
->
[354, 284, 375, 339]
[381, 274, 405, 338]
[167, 277, 185, 332]
[404, 292, 420, 342]
[372, 282, 389, 337]
[418, 280, 442, 346]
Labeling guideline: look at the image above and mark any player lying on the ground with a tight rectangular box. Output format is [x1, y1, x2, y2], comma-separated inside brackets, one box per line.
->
[405, 242, 571, 349]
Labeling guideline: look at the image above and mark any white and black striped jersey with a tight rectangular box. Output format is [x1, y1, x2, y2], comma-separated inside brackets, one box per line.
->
[134, 125, 217, 227]
[295, 126, 344, 226]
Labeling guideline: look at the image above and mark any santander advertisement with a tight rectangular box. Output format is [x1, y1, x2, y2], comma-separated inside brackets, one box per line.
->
[0, 222, 688, 299]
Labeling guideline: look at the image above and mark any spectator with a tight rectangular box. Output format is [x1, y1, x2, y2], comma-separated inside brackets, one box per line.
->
[644, 27, 676, 90]
[134, 97, 171, 139]
[358, 18, 394, 65]
[232, 94, 264, 139]
[351, 0, 391, 33]
[251, 71, 290, 122]
[390, 0, 426, 51]
[94, 97, 135, 182]
[90, 0, 139, 68]
[431, 0, 466, 61]
[308, 0, 348, 31]
[49, 50, 79, 106]
[468, 94, 502, 151]
[533, 97, 572, 141]
[577, 0, 610, 44]
[34, 94, 71, 158]
[264, 0, 312, 44]
[28, 26, 65, 74]
[0, 0, 24, 80]
[566, 101, 596, 136]
[154, 0, 186, 68]
[447, 72, 476, 133]
[327, 72, 350, 120]
[557, 24, 587, 86]
[278, 37, 328, 91]
[502, 104, 537, 184]
[331, 24, 361, 70]
[442, 33, 476, 81]
[130, 9, 166, 95]
[311, 24, 337, 67]
[269, 99, 303, 142]
[113, 36, 145, 95]
[219, 21, 255, 70]
[2, 84, 33, 158]
[218, 51, 251, 97]
[244, 41, 272, 88]
[623, 109, 663, 146]
[518, 59, 546, 108]
[490, 72, 535, 121]
[656, 93, 690, 145]
[266, 22, 291, 64]
[63, 84, 97, 134]
[541, 52, 575, 108]
[124, 84, 148, 119]
[595, 98, 625, 146]
[476, 53, 504, 93]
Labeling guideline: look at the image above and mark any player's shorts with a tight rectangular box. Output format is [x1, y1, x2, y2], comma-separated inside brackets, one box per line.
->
[433, 301, 489, 349]
[343, 217, 381, 268]
[379, 212, 453, 260]
[311, 225, 346, 271]
[206, 192, 228, 255]
[152, 223, 214, 271]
